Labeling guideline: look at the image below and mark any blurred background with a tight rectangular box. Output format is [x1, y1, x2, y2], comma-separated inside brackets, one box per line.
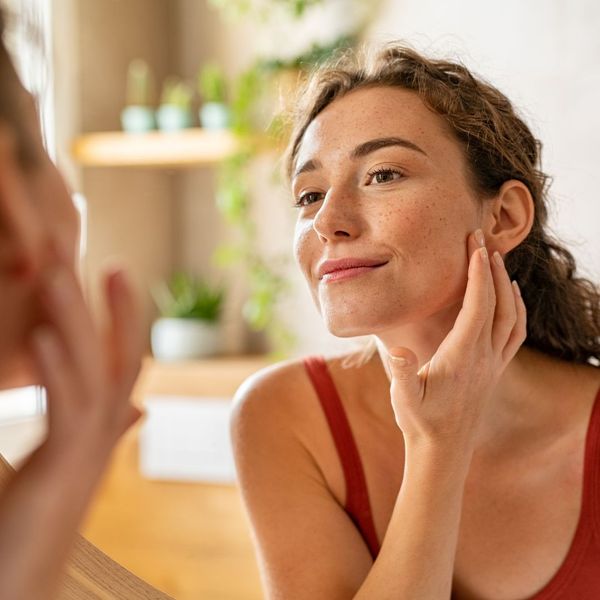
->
[0, 0, 599, 598]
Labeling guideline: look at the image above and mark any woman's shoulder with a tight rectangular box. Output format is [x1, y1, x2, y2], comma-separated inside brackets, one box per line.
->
[232, 356, 310, 418]
[230, 351, 370, 441]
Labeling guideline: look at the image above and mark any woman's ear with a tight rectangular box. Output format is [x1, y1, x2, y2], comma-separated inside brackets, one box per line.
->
[484, 180, 535, 255]
[0, 125, 44, 279]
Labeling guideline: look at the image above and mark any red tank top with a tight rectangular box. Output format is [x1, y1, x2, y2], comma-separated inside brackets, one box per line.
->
[303, 355, 600, 599]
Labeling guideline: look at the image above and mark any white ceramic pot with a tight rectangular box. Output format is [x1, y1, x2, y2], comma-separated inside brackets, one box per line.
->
[151, 318, 220, 361]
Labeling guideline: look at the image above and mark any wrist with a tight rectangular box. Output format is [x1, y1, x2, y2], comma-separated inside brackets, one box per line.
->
[404, 435, 473, 479]
[36, 432, 113, 483]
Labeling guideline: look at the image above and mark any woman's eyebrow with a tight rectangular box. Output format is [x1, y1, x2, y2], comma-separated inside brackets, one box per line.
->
[293, 136, 427, 179]
[350, 136, 428, 159]
[293, 158, 322, 179]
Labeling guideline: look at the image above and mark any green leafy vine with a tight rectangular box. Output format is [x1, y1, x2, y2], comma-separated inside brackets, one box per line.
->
[209, 1, 370, 355]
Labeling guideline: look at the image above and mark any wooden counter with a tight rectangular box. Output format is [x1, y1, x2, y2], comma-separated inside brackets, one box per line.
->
[82, 355, 270, 599]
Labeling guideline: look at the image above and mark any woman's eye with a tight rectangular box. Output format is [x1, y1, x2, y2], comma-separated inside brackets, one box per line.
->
[367, 168, 403, 185]
[294, 191, 323, 207]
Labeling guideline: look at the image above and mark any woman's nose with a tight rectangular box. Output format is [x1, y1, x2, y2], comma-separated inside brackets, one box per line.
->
[312, 187, 362, 243]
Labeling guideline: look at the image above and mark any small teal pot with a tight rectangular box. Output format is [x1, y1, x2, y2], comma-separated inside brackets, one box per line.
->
[120, 106, 156, 133]
[199, 102, 230, 130]
[156, 105, 194, 131]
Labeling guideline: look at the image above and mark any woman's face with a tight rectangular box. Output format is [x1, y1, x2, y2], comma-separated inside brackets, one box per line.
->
[0, 82, 79, 385]
[292, 85, 484, 338]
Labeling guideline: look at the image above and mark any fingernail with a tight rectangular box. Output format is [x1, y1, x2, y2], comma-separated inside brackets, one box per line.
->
[475, 229, 485, 247]
[390, 355, 408, 366]
[107, 267, 130, 299]
[512, 280, 522, 297]
[493, 251, 504, 267]
[480, 247, 488, 262]
[108, 267, 125, 288]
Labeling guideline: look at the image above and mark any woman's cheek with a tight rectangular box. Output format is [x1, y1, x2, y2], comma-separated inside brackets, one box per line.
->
[293, 219, 315, 278]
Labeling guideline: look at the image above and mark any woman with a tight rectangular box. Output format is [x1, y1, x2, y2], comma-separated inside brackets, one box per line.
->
[232, 45, 600, 599]
[0, 8, 169, 599]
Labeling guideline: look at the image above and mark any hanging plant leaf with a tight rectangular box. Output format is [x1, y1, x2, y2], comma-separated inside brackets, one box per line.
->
[213, 243, 246, 267]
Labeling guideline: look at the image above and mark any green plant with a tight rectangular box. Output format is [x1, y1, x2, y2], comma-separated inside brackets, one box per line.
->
[153, 273, 224, 322]
[126, 59, 153, 106]
[160, 77, 194, 109]
[261, 34, 357, 71]
[209, 0, 325, 20]
[198, 63, 228, 103]
[213, 63, 291, 346]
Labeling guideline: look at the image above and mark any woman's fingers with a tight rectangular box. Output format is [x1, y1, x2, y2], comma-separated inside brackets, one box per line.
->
[31, 327, 77, 424]
[40, 263, 103, 396]
[450, 231, 494, 353]
[489, 250, 518, 355]
[458, 231, 525, 364]
[119, 405, 143, 438]
[502, 281, 527, 362]
[105, 268, 143, 392]
[388, 348, 422, 396]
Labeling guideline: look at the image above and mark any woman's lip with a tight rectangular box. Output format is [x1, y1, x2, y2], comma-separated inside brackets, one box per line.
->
[320, 263, 387, 283]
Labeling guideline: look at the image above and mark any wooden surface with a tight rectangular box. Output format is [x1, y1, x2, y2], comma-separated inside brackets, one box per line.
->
[72, 129, 239, 168]
[82, 356, 270, 599]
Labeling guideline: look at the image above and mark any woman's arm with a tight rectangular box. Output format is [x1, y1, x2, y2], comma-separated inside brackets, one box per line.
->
[231, 365, 375, 599]
[233, 231, 526, 599]
[356, 442, 470, 599]
[0, 152, 144, 599]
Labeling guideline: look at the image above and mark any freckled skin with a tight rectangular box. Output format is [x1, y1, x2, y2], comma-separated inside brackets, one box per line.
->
[292, 86, 486, 341]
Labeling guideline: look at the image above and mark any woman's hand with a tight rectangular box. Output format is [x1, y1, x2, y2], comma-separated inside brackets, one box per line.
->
[387, 229, 527, 454]
[0, 128, 145, 600]
[32, 245, 144, 463]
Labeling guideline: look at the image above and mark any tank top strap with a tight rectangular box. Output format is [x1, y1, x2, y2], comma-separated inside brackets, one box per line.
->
[303, 356, 380, 559]
[586, 384, 600, 539]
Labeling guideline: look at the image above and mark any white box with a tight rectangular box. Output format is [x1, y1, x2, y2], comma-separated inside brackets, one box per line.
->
[139, 395, 236, 484]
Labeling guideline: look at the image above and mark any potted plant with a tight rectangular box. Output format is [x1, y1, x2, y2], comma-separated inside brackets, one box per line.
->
[121, 59, 156, 133]
[151, 273, 224, 361]
[198, 63, 231, 130]
[156, 77, 194, 131]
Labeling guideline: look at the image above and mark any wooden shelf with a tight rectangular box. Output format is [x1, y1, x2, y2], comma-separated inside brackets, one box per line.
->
[72, 128, 240, 168]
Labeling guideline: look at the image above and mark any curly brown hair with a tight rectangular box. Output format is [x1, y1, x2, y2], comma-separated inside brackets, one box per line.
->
[285, 43, 600, 366]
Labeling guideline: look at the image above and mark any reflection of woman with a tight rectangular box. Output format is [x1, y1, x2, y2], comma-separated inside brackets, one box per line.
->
[0, 9, 168, 599]
[232, 45, 600, 599]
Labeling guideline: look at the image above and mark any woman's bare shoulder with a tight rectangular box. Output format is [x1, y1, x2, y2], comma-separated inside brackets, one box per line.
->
[230, 351, 368, 441]
[232, 357, 310, 417]
[230, 355, 345, 482]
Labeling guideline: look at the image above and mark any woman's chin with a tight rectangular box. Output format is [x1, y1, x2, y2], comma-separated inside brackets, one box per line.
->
[323, 315, 383, 338]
